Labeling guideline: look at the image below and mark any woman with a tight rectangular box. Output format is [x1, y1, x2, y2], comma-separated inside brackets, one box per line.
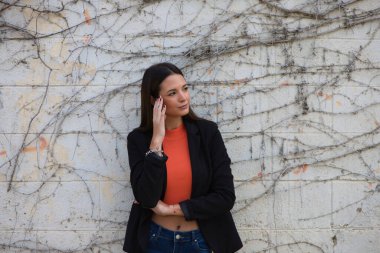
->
[123, 63, 242, 253]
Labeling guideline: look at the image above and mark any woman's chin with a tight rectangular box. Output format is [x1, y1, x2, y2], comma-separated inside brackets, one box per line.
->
[166, 111, 188, 118]
[181, 109, 190, 116]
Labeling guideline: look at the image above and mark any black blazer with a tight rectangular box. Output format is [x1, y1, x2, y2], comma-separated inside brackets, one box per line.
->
[123, 117, 243, 253]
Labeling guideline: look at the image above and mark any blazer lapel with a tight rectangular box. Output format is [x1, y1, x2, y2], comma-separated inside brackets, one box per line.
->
[183, 118, 202, 197]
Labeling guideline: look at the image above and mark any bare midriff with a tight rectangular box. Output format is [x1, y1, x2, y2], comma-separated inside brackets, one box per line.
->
[152, 214, 198, 231]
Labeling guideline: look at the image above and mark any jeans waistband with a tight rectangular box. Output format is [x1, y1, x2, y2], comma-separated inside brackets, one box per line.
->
[149, 221, 202, 242]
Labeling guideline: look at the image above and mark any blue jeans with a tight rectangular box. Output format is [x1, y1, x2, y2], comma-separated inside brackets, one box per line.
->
[146, 221, 212, 253]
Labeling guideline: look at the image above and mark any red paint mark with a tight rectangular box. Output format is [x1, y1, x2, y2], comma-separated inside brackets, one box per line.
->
[39, 137, 48, 150]
[317, 91, 332, 100]
[230, 78, 249, 90]
[251, 171, 265, 181]
[84, 9, 91, 25]
[293, 164, 309, 175]
[22, 137, 48, 153]
[0, 137, 47, 156]
[280, 81, 289, 87]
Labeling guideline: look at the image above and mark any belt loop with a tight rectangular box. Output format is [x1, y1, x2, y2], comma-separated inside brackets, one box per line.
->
[156, 223, 162, 237]
[191, 230, 197, 241]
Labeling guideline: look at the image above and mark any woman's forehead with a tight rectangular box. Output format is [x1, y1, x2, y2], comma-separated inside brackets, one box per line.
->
[160, 74, 186, 90]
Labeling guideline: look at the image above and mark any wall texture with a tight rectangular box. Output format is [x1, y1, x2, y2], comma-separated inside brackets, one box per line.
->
[1, 0, 380, 252]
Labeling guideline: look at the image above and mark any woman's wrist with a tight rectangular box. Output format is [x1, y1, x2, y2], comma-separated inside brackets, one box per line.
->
[148, 137, 163, 157]
[150, 138, 163, 151]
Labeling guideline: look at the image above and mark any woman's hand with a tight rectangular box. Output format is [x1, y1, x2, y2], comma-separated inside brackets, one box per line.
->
[150, 96, 166, 150]
[151, 200, 184, 216]
[151, 200, 170, 216]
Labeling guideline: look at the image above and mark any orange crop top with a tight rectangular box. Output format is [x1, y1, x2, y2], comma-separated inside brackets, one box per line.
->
[162, 123, 192, 205]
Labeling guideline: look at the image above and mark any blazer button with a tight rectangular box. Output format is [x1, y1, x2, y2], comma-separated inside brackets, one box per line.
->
[175, 234, 181, 240]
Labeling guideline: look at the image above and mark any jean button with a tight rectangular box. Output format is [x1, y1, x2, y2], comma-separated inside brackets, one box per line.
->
[175, 234, 181, 240]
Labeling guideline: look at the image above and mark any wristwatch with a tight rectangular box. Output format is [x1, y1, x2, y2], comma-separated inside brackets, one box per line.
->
[145, 148, 163, 157]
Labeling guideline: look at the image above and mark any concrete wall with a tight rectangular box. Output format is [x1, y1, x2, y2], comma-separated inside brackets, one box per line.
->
[1, 0, 379, 252]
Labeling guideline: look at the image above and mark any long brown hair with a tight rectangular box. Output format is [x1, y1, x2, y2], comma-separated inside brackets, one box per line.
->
[138, 62, 200, 132]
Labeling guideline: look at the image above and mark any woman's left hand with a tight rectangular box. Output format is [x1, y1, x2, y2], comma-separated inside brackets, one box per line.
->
[151, 200, 183, 216]
[151, 200, 171, 216]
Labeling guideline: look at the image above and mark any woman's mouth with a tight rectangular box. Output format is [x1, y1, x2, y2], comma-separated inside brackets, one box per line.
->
[179, 104, 188, 110]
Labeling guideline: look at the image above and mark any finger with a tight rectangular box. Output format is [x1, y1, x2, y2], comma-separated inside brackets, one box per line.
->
[153, 98, 164, 124]
[154, 98, 160, 110]
[158, 97, 163, 109]
[155, 102, 163, 118]
[159, 107, 165, 125]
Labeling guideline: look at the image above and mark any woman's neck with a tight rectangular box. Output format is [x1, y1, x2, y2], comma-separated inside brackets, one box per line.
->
[165, 116, 183, 130]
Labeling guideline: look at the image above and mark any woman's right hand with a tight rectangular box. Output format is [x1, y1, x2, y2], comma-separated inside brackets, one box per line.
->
[150, 96, 166, 150]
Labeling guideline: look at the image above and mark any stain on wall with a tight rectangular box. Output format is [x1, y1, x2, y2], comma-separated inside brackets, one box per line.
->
[0, 0, 379, 252]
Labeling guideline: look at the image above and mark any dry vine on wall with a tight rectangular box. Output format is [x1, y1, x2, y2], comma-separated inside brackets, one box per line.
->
[0, 0, 379, 252]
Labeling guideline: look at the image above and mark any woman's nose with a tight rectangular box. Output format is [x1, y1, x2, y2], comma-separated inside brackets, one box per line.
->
[178, 91, 186, 101]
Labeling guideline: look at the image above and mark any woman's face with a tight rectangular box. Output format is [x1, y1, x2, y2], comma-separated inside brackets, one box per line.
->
[158, 74, 190, 118]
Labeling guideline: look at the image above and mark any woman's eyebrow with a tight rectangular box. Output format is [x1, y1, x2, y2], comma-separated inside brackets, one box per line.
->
[166, 84, 187, 93]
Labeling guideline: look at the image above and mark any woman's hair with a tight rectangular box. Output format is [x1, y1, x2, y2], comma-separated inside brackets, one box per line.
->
[138, 62, 200, 131]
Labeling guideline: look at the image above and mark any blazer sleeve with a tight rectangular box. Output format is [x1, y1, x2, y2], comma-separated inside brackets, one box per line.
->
[179, 122, 236, 220]
[127, 130, 167, 208]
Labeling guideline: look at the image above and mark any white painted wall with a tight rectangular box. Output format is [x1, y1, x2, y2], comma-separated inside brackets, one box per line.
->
[1, 0, 379, 252]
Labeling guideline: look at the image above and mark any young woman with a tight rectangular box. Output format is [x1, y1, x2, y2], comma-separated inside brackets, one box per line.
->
[123, 63, 242, 253]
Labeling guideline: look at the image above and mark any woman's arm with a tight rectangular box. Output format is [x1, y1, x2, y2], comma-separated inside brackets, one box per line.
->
[179, 122, 236, 220]
[128, 132, 167, 208]
[150, 200, 184, 216]
[128, 96, 167, 208]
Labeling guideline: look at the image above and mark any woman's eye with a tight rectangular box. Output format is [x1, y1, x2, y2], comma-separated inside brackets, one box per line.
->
[168, 92, 175, 96]
[183, 86, 188, 90]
